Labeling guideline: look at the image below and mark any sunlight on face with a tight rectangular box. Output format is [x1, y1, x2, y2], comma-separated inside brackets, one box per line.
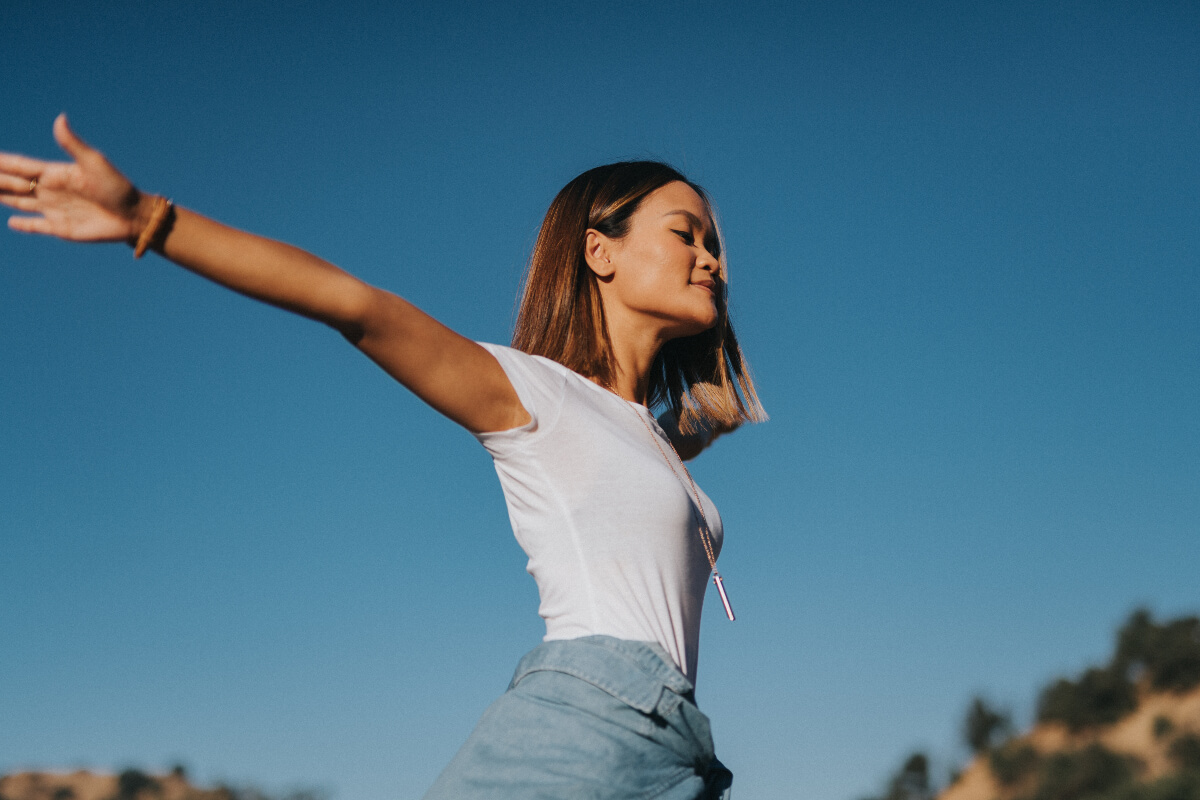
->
[603, 181, 723, 340]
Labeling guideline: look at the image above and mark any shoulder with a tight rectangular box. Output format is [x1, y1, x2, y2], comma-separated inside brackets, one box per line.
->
[473, 343, 573, 445]
[477, 343, 579, 396]
[479, 342, 573, 375]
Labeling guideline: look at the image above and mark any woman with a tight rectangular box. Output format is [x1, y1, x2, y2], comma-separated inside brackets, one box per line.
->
[1, 116, 765, 799]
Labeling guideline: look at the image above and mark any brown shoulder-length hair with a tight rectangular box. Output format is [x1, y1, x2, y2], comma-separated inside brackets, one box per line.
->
[512, 161, 766, 435]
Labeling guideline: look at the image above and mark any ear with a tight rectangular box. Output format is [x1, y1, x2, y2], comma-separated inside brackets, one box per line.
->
[583, 229, 617, 278]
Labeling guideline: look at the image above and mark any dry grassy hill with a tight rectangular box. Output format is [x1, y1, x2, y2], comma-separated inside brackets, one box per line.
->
[942, 683, 1200, 800]
[865, 610, 1200, 800]
[0, 769, 321, 800]
[0, 769, 232, 800]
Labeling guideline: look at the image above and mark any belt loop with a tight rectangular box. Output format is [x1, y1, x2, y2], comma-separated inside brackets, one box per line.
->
[654, 686, 683, 717]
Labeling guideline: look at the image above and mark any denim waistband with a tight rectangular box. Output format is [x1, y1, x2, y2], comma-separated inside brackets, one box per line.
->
[509, 635, 696, 716]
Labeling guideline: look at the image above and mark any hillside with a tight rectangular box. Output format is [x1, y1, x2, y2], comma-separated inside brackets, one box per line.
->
[0, 769, 232, 800]
[942, 682, 1200, 800]
[0, 769, 320, 800]
[941, 610, 1200, 800]
[865, 610, 1200, 800]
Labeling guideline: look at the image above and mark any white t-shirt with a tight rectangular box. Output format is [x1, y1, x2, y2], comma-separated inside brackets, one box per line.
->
[473, 343, 722, 680]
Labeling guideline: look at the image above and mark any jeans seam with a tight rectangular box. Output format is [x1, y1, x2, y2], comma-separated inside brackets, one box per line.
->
[517, 637, 694, 693]
[513, 664, 664, 714]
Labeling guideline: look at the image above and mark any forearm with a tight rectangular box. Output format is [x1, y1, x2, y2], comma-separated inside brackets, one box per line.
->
[140, 197, 372, 338]
[3, 115, 531, 435]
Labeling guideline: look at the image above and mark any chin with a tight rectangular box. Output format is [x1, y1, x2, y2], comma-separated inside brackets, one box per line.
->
[670, 317, 719, 340]
[695, 308, 720, 332]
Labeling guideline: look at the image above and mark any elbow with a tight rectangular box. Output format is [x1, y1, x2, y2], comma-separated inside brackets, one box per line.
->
[326, 280, 376, 344]
[336, 320, 366, 346]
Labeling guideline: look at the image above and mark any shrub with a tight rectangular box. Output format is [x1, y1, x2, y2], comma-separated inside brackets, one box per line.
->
[1117, 611, 1159, 675]
[1115, 611, 1200, 693]
[1038, 667, 1138, 731]
[114, 769, 160, 800]
[991, 742, 1041, 787]
[884, 753, 933, 800]
[1170, 734, 1200, 772]
[1024, 744, 1141, 800]
[1107, 771, 1200, 800]
[860, 753, 933, 800]
[1155, 717, 1177, 740]
[1035, 612, 1200, 734]
[966, 696, 1013, 753]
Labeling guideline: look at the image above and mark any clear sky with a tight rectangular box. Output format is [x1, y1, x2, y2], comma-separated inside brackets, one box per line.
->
[1, 2, 1197, 799]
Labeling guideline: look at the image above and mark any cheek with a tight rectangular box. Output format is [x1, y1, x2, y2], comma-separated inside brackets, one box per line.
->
[635, 243, 683, 288]
[635, 266, 683, 306]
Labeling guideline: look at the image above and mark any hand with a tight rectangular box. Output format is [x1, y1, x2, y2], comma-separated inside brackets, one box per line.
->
[0, 114, 145, 243]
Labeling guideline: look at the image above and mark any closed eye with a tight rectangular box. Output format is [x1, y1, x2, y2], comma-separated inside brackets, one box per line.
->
[674, 228, 721, 261]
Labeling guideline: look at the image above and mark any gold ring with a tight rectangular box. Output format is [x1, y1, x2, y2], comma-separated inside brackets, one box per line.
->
[28, 178, 38, 193]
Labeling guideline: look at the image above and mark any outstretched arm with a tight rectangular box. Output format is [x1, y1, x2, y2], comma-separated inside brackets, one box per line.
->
[0, 115, 529, 435]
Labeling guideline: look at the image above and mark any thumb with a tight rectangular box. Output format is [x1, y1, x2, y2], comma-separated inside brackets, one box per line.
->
[53, 113, 96, 162]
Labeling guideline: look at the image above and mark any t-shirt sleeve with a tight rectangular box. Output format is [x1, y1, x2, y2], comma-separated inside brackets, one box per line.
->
[473, 342, 567, 454]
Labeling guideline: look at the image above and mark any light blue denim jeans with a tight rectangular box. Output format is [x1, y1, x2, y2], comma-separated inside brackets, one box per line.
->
[422, 635, 733, 799]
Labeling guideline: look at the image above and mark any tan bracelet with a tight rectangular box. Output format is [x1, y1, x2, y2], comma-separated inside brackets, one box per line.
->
[133, 195, 173, 258]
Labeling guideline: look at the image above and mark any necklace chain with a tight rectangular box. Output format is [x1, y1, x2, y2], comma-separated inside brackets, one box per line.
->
[619, 400, 736, 621]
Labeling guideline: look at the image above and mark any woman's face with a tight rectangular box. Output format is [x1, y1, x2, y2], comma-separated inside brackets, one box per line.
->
[589, 181, 722, 340]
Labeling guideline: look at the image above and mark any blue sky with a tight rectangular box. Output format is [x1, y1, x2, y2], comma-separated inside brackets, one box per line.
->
[1, 2, 1197, 799]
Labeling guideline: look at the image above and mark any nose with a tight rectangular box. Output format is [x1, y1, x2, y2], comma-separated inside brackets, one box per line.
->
[696, 246, 719, 277]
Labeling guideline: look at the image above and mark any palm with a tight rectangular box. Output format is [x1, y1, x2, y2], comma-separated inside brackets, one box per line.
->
[0, 115, 140, 243]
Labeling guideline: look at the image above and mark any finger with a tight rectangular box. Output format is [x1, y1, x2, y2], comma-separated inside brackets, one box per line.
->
[0, 173, 38, 193]
[0, 151, 49, 179]
[7, 215, 52, 235]
[54, 113, 96, 162]
[0, 194, 39, 211]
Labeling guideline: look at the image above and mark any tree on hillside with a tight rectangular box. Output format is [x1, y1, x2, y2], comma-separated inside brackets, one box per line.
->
[862, 753, 934, 800]
[1037, 666, 1138, 731]
[1038, 610, 1200, 732]
[1115, 610, 1200, 692]
[115, 770, 160, 800]
[964, 696, 1012, 754]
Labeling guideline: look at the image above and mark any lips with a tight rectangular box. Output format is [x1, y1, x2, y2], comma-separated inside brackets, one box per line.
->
[692, 280, 716, 293]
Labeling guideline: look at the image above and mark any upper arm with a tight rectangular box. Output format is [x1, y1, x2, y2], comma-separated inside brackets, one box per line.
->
[351, 286, 530, 434]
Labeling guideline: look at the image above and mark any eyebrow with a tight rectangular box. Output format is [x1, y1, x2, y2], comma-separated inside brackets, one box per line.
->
[661, 209, 706, 228]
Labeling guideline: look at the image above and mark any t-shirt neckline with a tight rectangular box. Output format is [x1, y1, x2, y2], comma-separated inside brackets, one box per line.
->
[573, 373, 655, 417]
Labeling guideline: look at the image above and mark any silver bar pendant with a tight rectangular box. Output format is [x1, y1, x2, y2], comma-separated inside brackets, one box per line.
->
[713, 574, 735, 621]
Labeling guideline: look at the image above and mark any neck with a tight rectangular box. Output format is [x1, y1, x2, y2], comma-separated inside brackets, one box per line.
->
[597, 304, 668, 406]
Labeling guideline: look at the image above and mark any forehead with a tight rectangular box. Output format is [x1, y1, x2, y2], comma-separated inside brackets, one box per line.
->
[637, 181, 711, 226]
